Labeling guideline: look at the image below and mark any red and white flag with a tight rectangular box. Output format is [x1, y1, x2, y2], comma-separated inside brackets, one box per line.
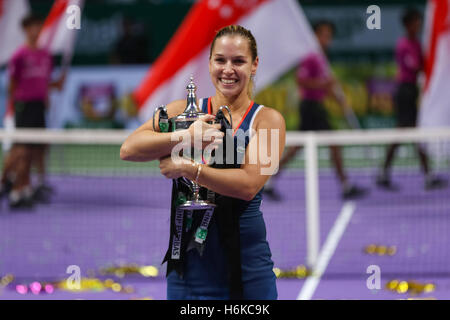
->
[0, 0, 30, 66]
[420, 0, 450, 127]
[134, 0, 320, 122]
[38, 0, 84, 67]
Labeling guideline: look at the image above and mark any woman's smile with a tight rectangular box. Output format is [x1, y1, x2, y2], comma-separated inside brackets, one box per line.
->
[219, 78, 239, 86]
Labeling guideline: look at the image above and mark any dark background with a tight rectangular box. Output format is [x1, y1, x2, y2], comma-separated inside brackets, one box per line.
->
[28, 0, 426, 65]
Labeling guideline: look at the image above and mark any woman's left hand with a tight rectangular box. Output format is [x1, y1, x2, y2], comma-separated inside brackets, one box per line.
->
[159, 156, 193, 179]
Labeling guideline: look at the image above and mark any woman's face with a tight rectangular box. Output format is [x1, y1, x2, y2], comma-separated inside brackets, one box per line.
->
[209, 35, 258, 99]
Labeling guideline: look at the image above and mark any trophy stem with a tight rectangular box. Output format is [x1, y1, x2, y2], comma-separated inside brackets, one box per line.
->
[192, 182, 200, 202]
[174, 76, 217, 211]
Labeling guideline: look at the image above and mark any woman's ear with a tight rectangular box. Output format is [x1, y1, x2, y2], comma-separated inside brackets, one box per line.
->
[251, 56, 259, 75]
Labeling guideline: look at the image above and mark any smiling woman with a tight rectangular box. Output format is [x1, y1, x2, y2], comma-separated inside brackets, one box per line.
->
[209, 25, 258, 100]
[120, 25, 286, 300]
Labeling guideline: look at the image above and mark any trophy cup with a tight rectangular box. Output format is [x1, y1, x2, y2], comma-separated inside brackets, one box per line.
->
[172, 76, 216, 211]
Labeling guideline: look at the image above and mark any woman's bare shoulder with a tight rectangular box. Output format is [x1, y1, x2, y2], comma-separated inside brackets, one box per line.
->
[254, 105, 286, 130]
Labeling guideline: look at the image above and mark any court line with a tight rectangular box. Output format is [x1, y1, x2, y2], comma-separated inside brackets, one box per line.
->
[297, 201, 356, 300]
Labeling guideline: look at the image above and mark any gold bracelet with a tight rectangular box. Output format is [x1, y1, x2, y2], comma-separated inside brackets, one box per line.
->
[195, 163, 202, 184]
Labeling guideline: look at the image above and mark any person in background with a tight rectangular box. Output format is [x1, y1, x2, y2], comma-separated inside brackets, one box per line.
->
[0, 14, 65, 209]
[376, 8, 447, 191]
[264, 20, 367, 201]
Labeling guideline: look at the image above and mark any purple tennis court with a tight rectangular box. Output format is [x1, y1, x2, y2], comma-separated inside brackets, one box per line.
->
[1, 153, 448, 299]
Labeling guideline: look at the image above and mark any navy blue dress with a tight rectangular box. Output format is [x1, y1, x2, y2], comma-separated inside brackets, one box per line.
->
[166, 98, 277, 300]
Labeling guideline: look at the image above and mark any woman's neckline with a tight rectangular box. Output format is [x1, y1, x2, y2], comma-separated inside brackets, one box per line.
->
[207, 97, 255, 136]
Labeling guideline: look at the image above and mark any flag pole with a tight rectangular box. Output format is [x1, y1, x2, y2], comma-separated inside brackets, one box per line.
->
[44, 0, 84, 127]
[333, 85, 362, 129]
[60, 0, 84, 73]
[322, 52, 362, 130]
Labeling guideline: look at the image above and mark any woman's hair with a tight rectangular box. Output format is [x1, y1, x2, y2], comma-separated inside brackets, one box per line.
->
[209, 25, 258, 98]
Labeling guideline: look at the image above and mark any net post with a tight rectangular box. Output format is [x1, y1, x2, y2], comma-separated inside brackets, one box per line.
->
[305, 133, 320, 270]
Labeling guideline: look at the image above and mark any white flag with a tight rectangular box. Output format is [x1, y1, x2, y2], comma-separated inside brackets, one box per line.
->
[38, 0, 84, 67]
[0, 0, 30, 66]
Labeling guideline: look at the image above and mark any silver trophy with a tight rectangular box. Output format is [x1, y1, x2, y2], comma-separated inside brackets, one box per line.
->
[173, 76, 216, 210]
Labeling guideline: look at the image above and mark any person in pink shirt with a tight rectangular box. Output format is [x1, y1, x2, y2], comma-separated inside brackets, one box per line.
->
[376, 8, 446, 191]
[0, 14, 65, 209]
[264, 20, 367, 200]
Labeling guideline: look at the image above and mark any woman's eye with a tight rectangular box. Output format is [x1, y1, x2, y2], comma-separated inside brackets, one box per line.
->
[215, 58, 225, 63]
[234, 60, 245, 65]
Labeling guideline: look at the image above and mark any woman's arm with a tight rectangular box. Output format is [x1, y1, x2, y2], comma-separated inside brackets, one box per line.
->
[159, 107, 286, 201]
[120, 99, 187, 162]
[120, 100, 223, 162]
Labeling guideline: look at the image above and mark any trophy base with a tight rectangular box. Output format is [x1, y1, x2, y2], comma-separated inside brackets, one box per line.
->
[178, 200, 216, 210]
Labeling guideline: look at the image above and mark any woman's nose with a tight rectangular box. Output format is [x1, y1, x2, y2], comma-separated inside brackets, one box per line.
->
[223, 61, 234, 73]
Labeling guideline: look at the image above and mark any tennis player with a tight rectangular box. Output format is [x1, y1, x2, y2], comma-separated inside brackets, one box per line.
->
[121, 25, 285, 299]
[376, 8, 447, 190]
[0, 14, 64, 209]
[264, 20, 367, 201]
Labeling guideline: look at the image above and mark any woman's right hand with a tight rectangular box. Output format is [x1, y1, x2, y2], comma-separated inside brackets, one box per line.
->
[187, 114, 224, 149]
